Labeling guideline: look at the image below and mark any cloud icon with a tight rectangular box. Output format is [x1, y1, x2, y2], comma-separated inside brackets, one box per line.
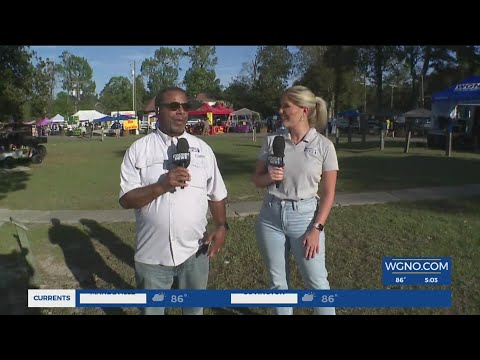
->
[152, 293, 165, 302]
[302, 293, 314, 302]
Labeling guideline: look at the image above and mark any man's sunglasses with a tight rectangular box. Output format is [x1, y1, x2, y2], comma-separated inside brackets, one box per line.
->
[157, 102, 190, 111]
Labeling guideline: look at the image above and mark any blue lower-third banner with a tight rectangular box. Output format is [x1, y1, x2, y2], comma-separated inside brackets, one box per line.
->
[27, 289, 451, 308]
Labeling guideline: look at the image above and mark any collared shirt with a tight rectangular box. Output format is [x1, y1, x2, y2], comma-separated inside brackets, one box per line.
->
[258, 128, 339, 201]
[119, 129, 227, 266]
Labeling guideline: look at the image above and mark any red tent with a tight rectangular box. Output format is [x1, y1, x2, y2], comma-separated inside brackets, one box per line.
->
[188, 103, 220, 116]
[213, 104, 234, 115]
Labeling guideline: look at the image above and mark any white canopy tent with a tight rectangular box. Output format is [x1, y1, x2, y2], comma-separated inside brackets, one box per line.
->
[72, 110, 108, 122]
[50, 114, 65, 123]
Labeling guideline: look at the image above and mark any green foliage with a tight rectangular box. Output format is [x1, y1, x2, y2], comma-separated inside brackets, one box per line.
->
[184, 67, 222, 97]
[140, 47, 184, 98]
[53, 92, 75, 117]
[99, 76, 133, 114]
[59, 51, 96, 111]
[224, 79, 253, 110]
[134, 75, 146, 115]
[30, 58, 57, 118]
[0, 46, 34, 121]
[251, 46, 293, 116]
[183, 46, 222, 97]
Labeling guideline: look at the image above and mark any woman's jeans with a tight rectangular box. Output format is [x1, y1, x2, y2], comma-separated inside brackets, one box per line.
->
[135, 250, 209, 315]
[255, 196, 335, 315]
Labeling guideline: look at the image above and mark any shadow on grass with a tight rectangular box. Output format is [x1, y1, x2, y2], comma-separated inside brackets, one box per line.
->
[214, 150, 256, 180]
[393, 196, 480, 217]
[233, 144, 262, 149]
[0, 168, 30, 202]
[80, 219, 134, 269]
[335, 139, 426, 152]
[338, 154, 480, 193]
[0, 247, 41, 315]
[48, 218, 133, 315]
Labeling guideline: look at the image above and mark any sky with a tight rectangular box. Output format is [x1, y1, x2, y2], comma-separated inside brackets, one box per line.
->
[31, 46, 259, 94]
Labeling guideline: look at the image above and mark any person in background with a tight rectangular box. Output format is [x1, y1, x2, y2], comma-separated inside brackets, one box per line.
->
[202, 117, 210, 136]
[252, 85, 338, 315]
[119, 87, 228, 315]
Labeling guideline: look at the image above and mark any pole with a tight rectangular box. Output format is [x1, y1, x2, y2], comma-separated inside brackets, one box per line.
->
[361, 75, 367, 113]
[421, 74, 424, 108]
[132, 61, 136, 117]
[364, 74, 367, 113]
[390, 85, 397, 110]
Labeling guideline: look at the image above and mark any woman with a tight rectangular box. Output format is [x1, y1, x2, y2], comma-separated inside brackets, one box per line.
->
[252, 85, 338, 315]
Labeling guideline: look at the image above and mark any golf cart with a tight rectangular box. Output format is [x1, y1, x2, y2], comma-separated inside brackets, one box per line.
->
[0, 126, 47, 168]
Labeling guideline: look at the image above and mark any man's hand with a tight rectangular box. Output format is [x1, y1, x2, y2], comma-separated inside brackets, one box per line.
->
[160, 167, 191, 190]
[206, 226, 227, 258]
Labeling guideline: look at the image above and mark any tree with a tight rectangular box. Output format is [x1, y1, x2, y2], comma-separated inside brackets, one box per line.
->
[253, 46, 293, 116]
[359, 46, 398, 112]
[29, 56, 61, 118]
[59, 51, 96, 112]
[99, 76, 133, 114]
[140, 47, 184, 98]
[183, 46, 222, 97]
[0, 46, 34, 121]
[224, 53, 261, 109]
[53, 91, 75, 116]
[134, 74, 146, 116]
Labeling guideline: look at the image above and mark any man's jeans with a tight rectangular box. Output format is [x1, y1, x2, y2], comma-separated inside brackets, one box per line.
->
[256, 196, 335, 315]
[135, 250, 209, 315]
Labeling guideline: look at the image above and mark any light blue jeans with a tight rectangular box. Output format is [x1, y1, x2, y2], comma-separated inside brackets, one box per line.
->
[255, 196, 335, 315]
[135, 250, 209, 315]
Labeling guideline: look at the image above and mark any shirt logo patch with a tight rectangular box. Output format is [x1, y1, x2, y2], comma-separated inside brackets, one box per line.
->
[304, 148, 319, 155]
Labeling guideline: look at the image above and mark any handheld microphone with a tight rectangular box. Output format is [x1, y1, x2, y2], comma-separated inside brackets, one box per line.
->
[172, 138, 190, 189]
[268, 135, 285, 189]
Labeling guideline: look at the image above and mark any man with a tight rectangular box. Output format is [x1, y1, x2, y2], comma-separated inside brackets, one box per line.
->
[119, 87, 228, 315]
[202, 117, 210, 136]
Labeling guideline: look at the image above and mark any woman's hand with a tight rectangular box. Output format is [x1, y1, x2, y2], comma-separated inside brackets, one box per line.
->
[303, 229, 320, 260]
[268, 165, 285, 184]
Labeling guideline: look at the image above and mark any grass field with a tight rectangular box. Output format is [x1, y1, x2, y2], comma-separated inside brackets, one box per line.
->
[1, 196, 479, 315]
[1, 133, 480, 210]
[1, 132, 479, 315]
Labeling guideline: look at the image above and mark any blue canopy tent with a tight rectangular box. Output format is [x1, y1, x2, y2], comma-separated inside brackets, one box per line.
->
[432, 75, 480, 116]
[112, 114, 132, 121]
[432, 75, 480, 103]
[94, 115, 116, 123]
[429, 76, 480, 145]
[431, 76, 480, 121]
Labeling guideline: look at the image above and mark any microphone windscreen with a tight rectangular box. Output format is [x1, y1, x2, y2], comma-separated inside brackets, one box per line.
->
[177, 138, 190, 153]
[272, 136, 285, 157]
[174, 137, 190, 168]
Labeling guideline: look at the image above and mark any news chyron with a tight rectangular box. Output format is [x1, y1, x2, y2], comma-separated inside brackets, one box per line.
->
[382, 257, 451, 286]
[28, 289, 76, 307]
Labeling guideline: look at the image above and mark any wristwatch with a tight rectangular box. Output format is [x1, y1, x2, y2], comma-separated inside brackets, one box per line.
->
[218, 223, 230, 231]
[312, 223, 324, 232]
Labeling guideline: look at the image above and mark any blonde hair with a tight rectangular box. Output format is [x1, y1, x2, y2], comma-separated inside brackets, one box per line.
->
[282, 85, 327, 132]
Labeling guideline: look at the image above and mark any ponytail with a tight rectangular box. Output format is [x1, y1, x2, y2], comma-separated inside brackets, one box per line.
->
[313, 96, 328, 132]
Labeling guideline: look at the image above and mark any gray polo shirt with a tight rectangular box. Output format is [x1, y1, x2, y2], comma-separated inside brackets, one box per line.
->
[258, 128, 339, 201]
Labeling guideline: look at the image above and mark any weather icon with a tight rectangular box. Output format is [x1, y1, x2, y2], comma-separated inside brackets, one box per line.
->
[152, 293, 165, 302]
[302, 293, 315, 302]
